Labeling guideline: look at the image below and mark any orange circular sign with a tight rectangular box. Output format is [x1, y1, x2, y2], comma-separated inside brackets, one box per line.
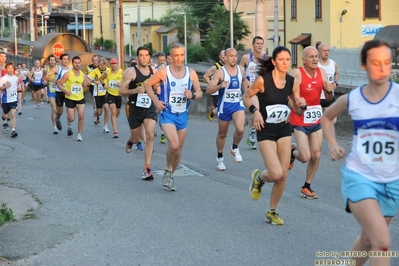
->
[52, 43, 65, 58]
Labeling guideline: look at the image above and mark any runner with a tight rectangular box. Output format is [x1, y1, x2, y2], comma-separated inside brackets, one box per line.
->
[206, 48, 249, 171]
[85, 54, 99, 123]
[19, 62, 30, 105]
[43, 55, 61, 134]
[30, 60, 45, 108]
[0, 62, 19, 137]
[120, 47, 157, 180]
[322, 39, 399, 266]
[55, 53, 71, 132]
[100, 58, 124, 138]
[57, 56, 90, 141]
[144, 43, 202, 191]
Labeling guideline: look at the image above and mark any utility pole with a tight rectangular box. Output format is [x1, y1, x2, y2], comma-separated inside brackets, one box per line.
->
[99, 0, 103, 41]
[30, 0, 34, 42]
[273, 0, 279, 48]
[119, 0, 124, 66]
[33, 0, 38, 41]
[1, 7, 4, 38]
[137, 0, 141, 47]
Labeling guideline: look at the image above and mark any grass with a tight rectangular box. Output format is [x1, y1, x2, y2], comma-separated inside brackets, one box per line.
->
[21, 208, 36, 220]
[0, 203, 16, 226]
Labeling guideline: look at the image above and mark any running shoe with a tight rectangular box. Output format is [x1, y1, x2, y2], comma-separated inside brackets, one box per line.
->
[67, 127, 73, 137]
[77, 134, 83, 142]
[154, 129, 158, 137]
[53, 127, 58, 135]
[160, 134, 167, 144]
[136, 142, 144, 151]
[18, 112, 22, 115]
[36, 103, 40, 109]
[125, 140, 133, 153]
[55, 117, 62, 131]
[230, 148, 242, 163]
[166, 178, 177, 192]
[103, 126, 110, 133]
[265, 209, 284, 225]
[141, 168, 154, 181]
[2, 123, 10, 131]
[249, 169, 264, 201]
[92, 110, 97, 122]
[216, 157, 226, 171]
[113, 131, 119, 138]
[246, 138, 257, 150]
[207, 107, 215, 121]
[300, 187, 318, 199]
[288, 143, 297, 170]
[10, 130, 18, 138]
[246, 127, 257, 150]
[161, 170, 173, 187]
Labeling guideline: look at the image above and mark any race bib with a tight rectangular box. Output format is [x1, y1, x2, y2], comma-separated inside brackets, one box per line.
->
[303, 105, 322, 124]
[169, 92, 186, 112]
[136, 93, 152, 108]
[98, 84, 106, 93]
[109, 80, 119, 88]
[327, 74, 334, 84]
[7, 91, 17, 102]
[356, 129, 399, 165]
[266, 104, 291, 124]
[71, 85, 82, 94]
[50, 83, 57, 93]
[223, 89, 240, 103]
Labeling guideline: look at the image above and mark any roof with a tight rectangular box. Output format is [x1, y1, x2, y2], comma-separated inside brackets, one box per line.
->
[289, 34, 311, 46]
[155, 25, 177, 33]
[374, 25, 399, 48]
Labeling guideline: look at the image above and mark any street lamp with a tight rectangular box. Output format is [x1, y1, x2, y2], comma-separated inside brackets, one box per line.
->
[178, 12, 187, 64]
[8, 13, 22, 55]
[246, 12, 255, 39]
[39, 12, 50, 36]
[339, 9, 347, 48]
[74, 9, 94, 41]
[124, 14, 131, 59]
[44, 15, 49, 35]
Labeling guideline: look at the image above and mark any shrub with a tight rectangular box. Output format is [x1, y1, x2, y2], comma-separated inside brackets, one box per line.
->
[187, 43, 207, 63]
[103, 39, 115, 50]
[143, 42, 154, 56]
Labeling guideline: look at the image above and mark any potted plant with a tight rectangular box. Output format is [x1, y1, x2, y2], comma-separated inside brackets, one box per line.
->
[94, 37, 104, 50]
[103, 39, 116, 52]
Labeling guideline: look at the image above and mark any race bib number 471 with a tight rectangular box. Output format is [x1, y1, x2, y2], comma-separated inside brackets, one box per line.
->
[357, 129, 399, 165]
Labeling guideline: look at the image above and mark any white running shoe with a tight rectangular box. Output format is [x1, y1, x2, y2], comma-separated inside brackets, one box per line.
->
[77, 134, 83, 141]
[216, 157, 226, 171]
[103, 126, 110, 133]
[230, 148, 242, 163]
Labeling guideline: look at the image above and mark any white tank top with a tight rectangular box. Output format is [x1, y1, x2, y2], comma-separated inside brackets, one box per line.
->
[318, 59, 335, 99]
[163, 66, 191, 113]
[55, 65, 71, 92]
[346, 82, 399, 183]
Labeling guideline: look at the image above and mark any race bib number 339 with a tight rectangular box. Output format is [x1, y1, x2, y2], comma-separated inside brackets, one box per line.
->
[303, 105, 322, 124]
[357, 129, 399, 165]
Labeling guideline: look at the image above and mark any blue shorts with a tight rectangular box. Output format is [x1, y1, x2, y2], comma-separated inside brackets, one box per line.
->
[217, 108, 245, 122]
[292, 124, 321, 135]
[341, 165, 399, 217]
[47, 88, 56, 98]
[160, 110, 188, 131]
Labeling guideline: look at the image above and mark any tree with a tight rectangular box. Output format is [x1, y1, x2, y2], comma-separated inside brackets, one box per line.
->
[206, 4, 250, 55]
[160, 7, 200, 45]
[184, 0, 221, 37]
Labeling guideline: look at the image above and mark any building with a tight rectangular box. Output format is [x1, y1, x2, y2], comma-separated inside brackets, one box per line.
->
[284, 0, 399, 66]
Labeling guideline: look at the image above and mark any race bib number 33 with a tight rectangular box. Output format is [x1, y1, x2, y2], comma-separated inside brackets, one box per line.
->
[357, 129, 399, 165]
[136, 93, 151, 108]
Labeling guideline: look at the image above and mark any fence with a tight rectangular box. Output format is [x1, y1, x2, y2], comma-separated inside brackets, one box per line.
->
[4, 54, 35, 69]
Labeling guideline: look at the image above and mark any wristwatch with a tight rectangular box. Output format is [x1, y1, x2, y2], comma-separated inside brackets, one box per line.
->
[192, 91, 197, 100]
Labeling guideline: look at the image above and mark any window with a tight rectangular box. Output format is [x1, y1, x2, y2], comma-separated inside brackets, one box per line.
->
[364, 0, 380, 19]
[291, 44, 298, 67]
[315, 0, 322, 20]
[291, 0, 297, 19]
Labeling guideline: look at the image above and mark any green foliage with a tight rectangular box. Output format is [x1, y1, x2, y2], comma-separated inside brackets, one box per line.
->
[187, 43, 206, 63]
[94, 37, 104, 46]
[0, 203, 16, 226]
[143, 42, 154, 56]
[103, 39, 115, 50]
[184, 0, 220, 36]
[204, 4, 250, 59]
[235, 43, 246, 51]
[160, 7, 200, 45]
[143, 18, 160, 23]
[23, 45, 30, 54]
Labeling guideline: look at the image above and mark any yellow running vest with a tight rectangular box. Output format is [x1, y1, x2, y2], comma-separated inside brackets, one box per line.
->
[105, 68, 123, 96]
[65, 70, 85, 101]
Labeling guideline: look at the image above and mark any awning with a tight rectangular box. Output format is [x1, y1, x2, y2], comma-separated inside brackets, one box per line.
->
[67, 23, 94, 31]
[289, 34, 311, 46]
[155, 25, 176, 33]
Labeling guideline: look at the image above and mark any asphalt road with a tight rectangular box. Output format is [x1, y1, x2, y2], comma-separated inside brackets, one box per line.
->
[1, 97, 399, 266]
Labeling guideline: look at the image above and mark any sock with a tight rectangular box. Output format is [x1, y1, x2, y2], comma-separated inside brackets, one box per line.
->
[232, 144, 238, 150]
[11, 128, 15, 132]
[269, 208, 276, 212]
[145, 164, 150, 170]
[303, 182, 311, 189]
[217, 152, 223, 158]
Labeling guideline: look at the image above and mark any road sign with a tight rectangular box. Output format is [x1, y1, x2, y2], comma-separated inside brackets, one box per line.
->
[52, 43, 64, 58]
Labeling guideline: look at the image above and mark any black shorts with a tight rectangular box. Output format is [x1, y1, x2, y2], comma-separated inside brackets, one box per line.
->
[320, 96, 336, 108]
[32, 84, 43, 92]
[106, 94, 122, 109]
[211, 95, 218, 108]
[55, 91, 65, 107]
[128, 105, 157, 129]
[257, 122, 292, 142]
[65, 98, 85, 109]
[2, 102, 18, 114]
[94, 95, 107, 109]
[89, 85, 94, 96]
